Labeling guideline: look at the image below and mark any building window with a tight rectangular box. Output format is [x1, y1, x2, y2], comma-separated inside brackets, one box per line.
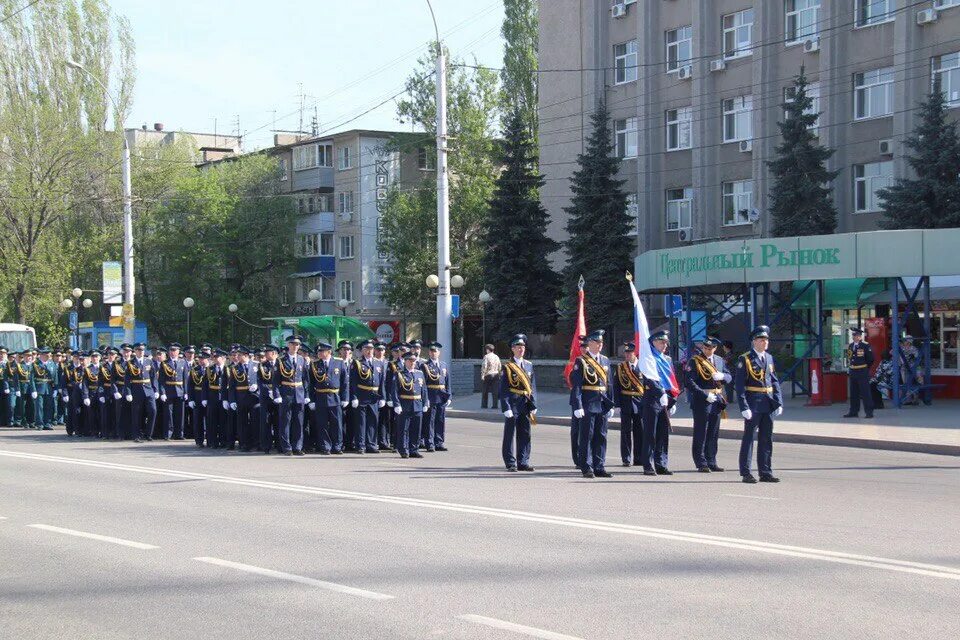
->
[307, 196, 315, 214]
[278, 157, 288, 180]
[338, 191, 354, 213]
[296, 276, 335, 303]
[339, 235, 355, 259]
[723, 9, 754, 59]
[296, 233, 319, 258]
[854, 161, 894, 212]
[340, 280, 354, 303]
[418, 146, 436, 170]
[614, 40, 638, 84]
[626, 193, 639, 236]
[666, 107, 692, 151]
[786, 0, 821, 43]
[666, 187, 693, 231]
[318, 144, 333, 167]
[666, 25, 693, 73]
[293, 144, 317, 170]
[856, 0, 895, 27]
[296, 197, 305, 214]
[722, 95, 753, 142]
[723, 180, 754, 226]
[933, 52, 960, 107]
[928, 311, 959, 372]
[317, 194, 333, 212]
[784, 81, 821, 128]
[854, 67, 894, 119]
[319, 232, 333, 256]
[280, 285, 289, 306]
[935, 0, 960, 9]
[614, 117, 638, 159]
[337, 145, 352, 170]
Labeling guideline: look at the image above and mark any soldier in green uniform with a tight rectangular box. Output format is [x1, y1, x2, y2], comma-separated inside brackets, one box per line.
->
[32, 347, 57, 430]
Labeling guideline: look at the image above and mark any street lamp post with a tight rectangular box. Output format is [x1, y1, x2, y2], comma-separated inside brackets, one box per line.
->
[228, 303, 238, 343]
[65, 58, 136, 345]
[478, 289, 491, 348]
[337, 299, 349, 317]
[308, 289, 321, 317]
[61, 298, 73, 349]
[183, 297, 195, 345]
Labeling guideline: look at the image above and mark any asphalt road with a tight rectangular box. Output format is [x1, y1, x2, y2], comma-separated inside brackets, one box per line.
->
[1, 419, 958, 640]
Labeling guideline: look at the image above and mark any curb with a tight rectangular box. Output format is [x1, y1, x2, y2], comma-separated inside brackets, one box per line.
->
[447, 410, 960, 457]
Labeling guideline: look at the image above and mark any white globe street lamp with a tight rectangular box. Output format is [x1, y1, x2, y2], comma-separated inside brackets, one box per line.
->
[61, 299, 73, 309]
[72, 288, 83, 299]
[450, 274, 465, 289]
[82, 298, 93, 309]
[425, 274, 439, 289]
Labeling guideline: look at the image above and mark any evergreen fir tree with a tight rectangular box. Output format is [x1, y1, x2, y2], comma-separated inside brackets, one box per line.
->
[482, 107, 561, 340]
[560, 100, 633, 331]
[768, 67, 840, 237]
[879, 83, 960, 229]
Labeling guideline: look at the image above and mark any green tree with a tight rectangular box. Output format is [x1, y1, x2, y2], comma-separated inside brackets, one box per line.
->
[500, 0, 538, 141]
[879, 83, 960, 229]
[482, 108, 559, 339]
[136, 154, 295, 343]
[379, 45, 499, 325]
[560, 100, 633, 331]
[0, 0, 135, 326]
[768, 68, 839, 237]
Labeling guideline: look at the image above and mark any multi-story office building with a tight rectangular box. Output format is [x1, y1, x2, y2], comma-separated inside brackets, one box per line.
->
[539, 0, 960, 255]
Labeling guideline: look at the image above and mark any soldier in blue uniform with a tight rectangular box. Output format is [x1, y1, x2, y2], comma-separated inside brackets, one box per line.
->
[257, 344, 282, 454]
[84, 350, 102, 436]
[62, 351, 82, 436]
[277, 335, 309, 455]
[203, 349, 228, 448]
[640, 330, 677, 476]
[349, 339, 386, 453]
[499, 334, 537, 472]
[735, 325, 784, 483]
[0, 347, 11, 427]
[158, 343, 189, 440]
[113, 345, 131, 439]
[685, 336, 730, 472]
[96, 347, 117, 438]
[12, 350, 34, 428]
[125, 343, 157, 442]
[611, 341, 644, 467]
[338, 341, 356, 450]
[421, 342, 451, 452]
[307, 341, 348, 455]
[384, 343, 405, 451]
[571, 330, 615, 478]
[373, 342, 393, 451]
[392, 349, 429, 458]
[53, 349, 68, 425]
[187, 350, 208, 447]
[32, 348, 56, 430]
[568, 336, 588, 467]
[843, 327, 875, 419]
[229, 346, 260, 452]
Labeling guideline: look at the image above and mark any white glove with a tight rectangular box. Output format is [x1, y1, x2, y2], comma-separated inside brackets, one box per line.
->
[249, 384, 258, 393]
[125, 394, 133, 402]
[340, 400, 348, 408]
[230, 402, 238, 410]
[774, 407, 783, 417]
[222, 400, 230, 410]
[394, 405, 402, 415]
[503, 409, 514, 419]
[742, 409, 753, 421]
[160, 394, 167, 402]
[606, 409, 614, 419]
[15, 390, 21, 397]
[531, 409, 537, 417]
[98, 396, 105, 404]
[113, 392, 121, 400]
[707, 392, 717, 404]
[83, 398, 90, 406]
[308, 402, 316, 410]
[62, 392, 69, 401]
[188, 400, 195, 409]
[669, 405, 677, 416]
[387, 400, 393, 407]
[423, 402, 430, 411]
[31, 391, 38, 399]
[660, 393, 669, 407]
[350, 399, 359, 408]
[712, 372, 725, 381]
[201, 399, 208, 407]
[273, 396, 282, 404]
[573, 408, 585, 419]
[2, 388, 7, 394]
[378, 399, 386, 408]
[445, 399, 452, 408]
[723, 373, 732, 383]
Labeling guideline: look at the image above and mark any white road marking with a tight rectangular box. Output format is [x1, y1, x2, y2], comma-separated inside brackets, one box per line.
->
[27, 524, 158, 550]
[193, 557, 393, 600]
[780, 470, 811, 474]
[459, 614, 583, 640]
[724, 493, 780, 501]
[4, 449, 960, 582]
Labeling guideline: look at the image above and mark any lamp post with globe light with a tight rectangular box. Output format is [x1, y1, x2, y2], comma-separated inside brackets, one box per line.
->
[228, 303, 239, 343]
[183, 297, 195, 345]
[478, 290, 491, 347]
[308, 289, 321, 317]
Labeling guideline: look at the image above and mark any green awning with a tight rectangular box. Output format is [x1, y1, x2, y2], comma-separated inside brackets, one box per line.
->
[265, 315, 375, 346]
[791, 278, 887, 309]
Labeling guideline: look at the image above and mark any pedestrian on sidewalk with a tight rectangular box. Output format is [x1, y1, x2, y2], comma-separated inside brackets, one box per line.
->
[480, 344, 500, 409]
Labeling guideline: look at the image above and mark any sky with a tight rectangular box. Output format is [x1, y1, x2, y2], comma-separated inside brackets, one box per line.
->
[111, 0, 506, 150]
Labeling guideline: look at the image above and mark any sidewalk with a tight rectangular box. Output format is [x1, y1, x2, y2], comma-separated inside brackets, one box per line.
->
[449, 392, 960, 456]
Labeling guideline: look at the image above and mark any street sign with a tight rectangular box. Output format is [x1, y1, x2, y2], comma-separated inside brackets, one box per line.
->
[664, 294, 683, 317]
[102, 261, 122, 304]
[121, 303, 135, 331]
[68, 312, 78, 330]
[451, 294, 460, 319]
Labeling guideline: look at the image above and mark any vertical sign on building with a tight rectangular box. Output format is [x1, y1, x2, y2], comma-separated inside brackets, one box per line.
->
[102, 261, 122, 304]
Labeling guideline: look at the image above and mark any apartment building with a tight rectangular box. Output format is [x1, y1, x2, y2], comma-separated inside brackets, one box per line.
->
[125, 122, 242, 164]
[539, 0, 960, 256]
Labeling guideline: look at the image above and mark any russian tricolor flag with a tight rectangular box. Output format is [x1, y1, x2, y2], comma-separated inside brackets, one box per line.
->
[628, 273, 680, 397]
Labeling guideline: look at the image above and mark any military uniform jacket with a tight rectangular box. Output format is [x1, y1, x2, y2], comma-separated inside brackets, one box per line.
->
[308, 357, 347, 406]
[420, 359, 451, 404]
[228, 361, 259, 404]
[641, 356, 671, 412]
[67, 363, 88, 400]
[202, 364, 227, 404]
[14, 360, 34, 393]
[111, 360, 127, 396]
[847, 341, 874, 376]
[97, 361, 117, 401]
[187, 363, 205, 403]
[385, 359, 401, 401]
[125, 357, 157, 399]
[734, 350, 783, 414]
[498, 358, 537, 415]
[349, 357, 385, 405]
[276, 353, 309, 402]
[84, 363, 101, 397]
[611, 360, 645, 414]
[32, 360, 56, 395]
[685, 353, 730, 411]
[391, 367, 428, 413]
[159, 358, 189, 399]
[0, 360, 10, 394]
[570, 353, 614, 414]
[256, 360, 279, 403]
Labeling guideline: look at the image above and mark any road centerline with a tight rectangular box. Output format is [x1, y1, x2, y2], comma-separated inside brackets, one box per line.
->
[459, 614, 584, 640]
[27, 524, 158, 550]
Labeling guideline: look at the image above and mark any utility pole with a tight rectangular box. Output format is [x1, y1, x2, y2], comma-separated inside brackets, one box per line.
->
[428, 1, 452, 354]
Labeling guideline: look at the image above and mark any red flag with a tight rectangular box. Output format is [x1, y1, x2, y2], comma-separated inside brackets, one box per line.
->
[564, 276, 587, 389]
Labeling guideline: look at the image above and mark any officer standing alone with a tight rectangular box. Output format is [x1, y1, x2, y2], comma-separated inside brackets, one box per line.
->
[500, 334, 537, 472]
[843, 328, 875, 419]
[685, 337, 729, 472]
[735, 325, 784, 484]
